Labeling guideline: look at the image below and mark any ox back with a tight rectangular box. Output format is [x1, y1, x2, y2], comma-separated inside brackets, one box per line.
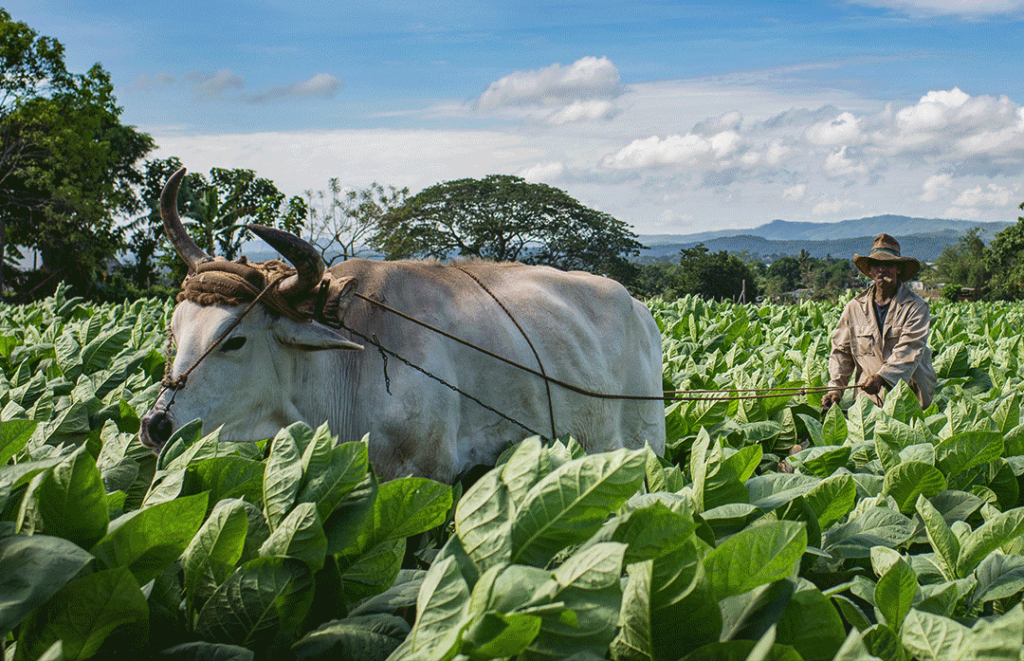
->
[319, 258, 666, 481]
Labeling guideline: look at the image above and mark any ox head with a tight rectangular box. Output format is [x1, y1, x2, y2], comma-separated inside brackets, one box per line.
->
[140, 168, 364, 451]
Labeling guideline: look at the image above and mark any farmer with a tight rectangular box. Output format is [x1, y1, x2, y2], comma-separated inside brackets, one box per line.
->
[821, 234, 937, 410]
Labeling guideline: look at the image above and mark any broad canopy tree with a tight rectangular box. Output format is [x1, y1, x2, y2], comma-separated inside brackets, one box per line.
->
[371, 175, 643, 276]
[0, 9, 153, 296]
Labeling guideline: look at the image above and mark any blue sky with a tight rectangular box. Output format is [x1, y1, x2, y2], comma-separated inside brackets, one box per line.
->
[5, 0, 1023, 234]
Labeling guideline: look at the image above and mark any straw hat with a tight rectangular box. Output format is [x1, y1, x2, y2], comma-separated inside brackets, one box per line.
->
[853, 234, 920, 281]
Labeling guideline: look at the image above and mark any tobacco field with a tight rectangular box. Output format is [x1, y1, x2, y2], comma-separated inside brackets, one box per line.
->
[3, 284, 1024, 661]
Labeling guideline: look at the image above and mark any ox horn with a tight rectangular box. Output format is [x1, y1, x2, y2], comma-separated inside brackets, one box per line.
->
[161, 167, 213, 272]
[247, 224, 325, 300]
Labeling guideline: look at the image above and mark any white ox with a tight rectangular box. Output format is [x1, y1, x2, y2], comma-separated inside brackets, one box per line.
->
[141, 169, 666, 482]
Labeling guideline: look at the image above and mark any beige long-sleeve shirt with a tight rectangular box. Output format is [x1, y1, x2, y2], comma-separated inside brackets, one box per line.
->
[828, 283, 937, 408]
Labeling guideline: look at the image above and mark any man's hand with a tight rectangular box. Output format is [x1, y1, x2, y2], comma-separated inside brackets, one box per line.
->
[821, 390, 842, 411]
[860, 373, 884, 395]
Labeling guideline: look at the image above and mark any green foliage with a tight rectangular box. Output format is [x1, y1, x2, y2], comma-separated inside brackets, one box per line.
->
[673, 244, 761, 302]
[0, 9, 154, 297]
[985, 201, 1024, 301]
[371, 174, 643, 278]
[935, 227, 990, 294]
[5, 286, 1024, 660]
[302, 179, 409, 266]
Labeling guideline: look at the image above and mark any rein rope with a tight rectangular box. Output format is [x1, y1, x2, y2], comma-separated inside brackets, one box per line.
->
[160, 265, 859, 441]
[343, 290, 858, 403]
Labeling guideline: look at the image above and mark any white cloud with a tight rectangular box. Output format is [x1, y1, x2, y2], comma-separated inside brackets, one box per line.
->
[601, 130, 742, 170]
[806, 111, 862, 145]
[824, 146, 868, 178]
[518, 161, 566, 182]
[783, 184, 807, 201]
[952, 183, 1015, 208]
[920, 174, 953, 202]
[847, 0, 1024, 16]
[475, 56, 621, 125]
[546, 100, 616, 125]
[478, 56, 620, 110]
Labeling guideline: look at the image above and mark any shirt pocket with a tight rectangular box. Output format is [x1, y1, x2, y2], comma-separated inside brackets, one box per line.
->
[853, 325, 876, 355]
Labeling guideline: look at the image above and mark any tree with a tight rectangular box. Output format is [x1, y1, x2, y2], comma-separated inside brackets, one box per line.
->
[371, 175, 643, 276]
[0, 9, 154, 296]
[985, 202, 1024, 300]
[303, 180, 408, 265]
[125, 160, 307, 285]
[764, 256, 802, 294]
[672, 244, 760, 302]
[934, 227, 989, 294]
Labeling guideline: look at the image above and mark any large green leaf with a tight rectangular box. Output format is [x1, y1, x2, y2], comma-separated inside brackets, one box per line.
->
[259, 501, 327, 571]
[297, 441, 369, 520]
[821, 404, 848, 446]
[455, 470, 513, 571]
[935, 431, 1004, 478]
[183, 456, 264, 506]
[36, 444, 109, 549]
[873, 555, 917, 632]
[0, 418, 37, 464]
[703, 521, 807, 600]
[336, 476, 451, 597]
[899, 609, 970, 661]
[915, 496, 959, 582]
[956, 506, 1024, 577]
[182, 498, 250, 616]
[522, 542, 626, 661]
[14, 566, 148, 661]
[91, 491, 208, 585]
[803, 474, 856, 531]
[971, 552, 1024, 606]
[823, 507, 915, 559]
[0, 534, 93, 637]
[196, 556, 314, 651]
[392, 555, 472, 661]
[510, 448, 645, 567]
[774, 587, 847, 661]
[263, 427, 305, 530]
[882, 461, 947, 515]
[292, 614, 410, 661]
[690, 429, 749, 512]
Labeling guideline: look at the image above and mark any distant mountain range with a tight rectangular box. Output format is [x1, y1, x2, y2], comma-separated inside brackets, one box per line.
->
[637, 215, 1015, 262]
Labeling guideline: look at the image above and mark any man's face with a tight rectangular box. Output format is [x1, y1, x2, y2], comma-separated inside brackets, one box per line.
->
[868, 262, 899, 289]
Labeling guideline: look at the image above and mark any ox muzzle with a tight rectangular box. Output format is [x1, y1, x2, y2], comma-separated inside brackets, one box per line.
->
[140, 407, 174, 450]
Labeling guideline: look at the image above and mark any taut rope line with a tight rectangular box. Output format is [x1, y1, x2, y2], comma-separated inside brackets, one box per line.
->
[344, 290, 859, 403]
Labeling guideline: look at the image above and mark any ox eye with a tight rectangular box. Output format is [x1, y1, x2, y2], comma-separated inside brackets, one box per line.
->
[221, 337, 247, 352]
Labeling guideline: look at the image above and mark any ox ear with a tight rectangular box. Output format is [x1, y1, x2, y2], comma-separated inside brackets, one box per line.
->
[274, 321, 364, 352]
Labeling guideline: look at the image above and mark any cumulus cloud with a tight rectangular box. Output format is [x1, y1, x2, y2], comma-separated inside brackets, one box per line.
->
[602, 129, 742, 170]
[518, 161, 566, 182]
[783, 184, 807, 201]
[599, 87, 1023, 189]
[920, 174, 953, 202]
[476, 56, 621, 124]
[952, 183, 1015, 208]
[806, 112, 862, 145]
